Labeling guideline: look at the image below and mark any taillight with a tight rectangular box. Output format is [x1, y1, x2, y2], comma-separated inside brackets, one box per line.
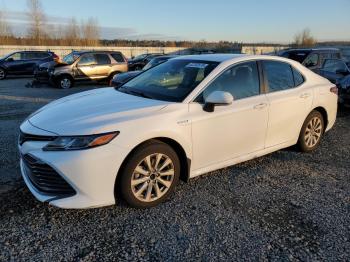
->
[123, 55, 128, 62]
[53, 53, 59, 61]
[330, 86, 338, 95]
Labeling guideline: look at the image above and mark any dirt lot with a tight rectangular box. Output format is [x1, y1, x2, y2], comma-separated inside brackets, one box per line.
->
[0, 78, 349, 261]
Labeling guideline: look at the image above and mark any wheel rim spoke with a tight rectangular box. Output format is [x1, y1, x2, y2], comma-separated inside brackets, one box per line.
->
[157, 177, 172, 188]
[159, 158, 172, 171]
[131, 176, 149, 186]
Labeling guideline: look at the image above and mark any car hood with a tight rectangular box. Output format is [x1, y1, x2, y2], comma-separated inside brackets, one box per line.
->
[28, 87, 169, 135]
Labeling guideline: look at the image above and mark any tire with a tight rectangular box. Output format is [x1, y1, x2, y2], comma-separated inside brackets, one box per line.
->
[57, 75, 73, 89]
[297, 110, 324, 152]
[108, 72, 119, 86]
[119, 140, 180, 208]
[0, 67, 6, 80]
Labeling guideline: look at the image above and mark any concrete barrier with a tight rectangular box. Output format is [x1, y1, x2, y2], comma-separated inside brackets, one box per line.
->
[0, 45, 188, 58]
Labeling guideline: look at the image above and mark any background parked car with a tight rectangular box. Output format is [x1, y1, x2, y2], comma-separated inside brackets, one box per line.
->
[0, 51, 59, 80]
[128, 53, 163, 71]
[277, 48, 341, 70]
[42, 51, 128, 89]
[111, 55, 177, 88]
[314, 58, 350, 105]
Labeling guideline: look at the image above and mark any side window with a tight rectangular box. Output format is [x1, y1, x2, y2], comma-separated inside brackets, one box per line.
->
[200, 61, 260, 101]
[78, 54, 97, 66]
[292, 67, 304, 86]
[263, 61, 295, 92]
[35, 52, 50, 59]
[303, 53, 319, 68]
[111, 53, 125, 63]
[331, 53, 341, 59]
[322, 59, 348, 73]
[7, 52, 22, 61]
[95, 54, 111, 65]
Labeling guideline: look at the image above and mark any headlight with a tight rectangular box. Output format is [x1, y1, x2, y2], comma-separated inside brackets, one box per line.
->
[43, 132, 119, 151]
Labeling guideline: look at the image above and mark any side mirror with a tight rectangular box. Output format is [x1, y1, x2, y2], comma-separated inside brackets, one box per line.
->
[6, 57, 14, 62]
[203, 91, 234, 112]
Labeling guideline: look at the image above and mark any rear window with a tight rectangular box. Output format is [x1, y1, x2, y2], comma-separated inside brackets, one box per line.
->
[281, 51, 311, 63]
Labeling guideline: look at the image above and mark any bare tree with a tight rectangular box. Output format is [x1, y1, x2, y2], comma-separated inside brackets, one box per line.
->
[26, 0, 47, 45]
[293, 28, 316, 47]
[64, 17, 80, 46]
[0, 10, 13, 44]
[81, 17, 100, 46]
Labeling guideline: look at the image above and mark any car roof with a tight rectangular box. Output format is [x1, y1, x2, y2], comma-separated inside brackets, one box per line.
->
[173, 54, 246, 62]
[282, 48, 340, 53]
[72, 50, 121, 55]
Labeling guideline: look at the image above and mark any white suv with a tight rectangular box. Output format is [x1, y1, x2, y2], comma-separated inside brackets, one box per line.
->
[18, 54, 338, 209]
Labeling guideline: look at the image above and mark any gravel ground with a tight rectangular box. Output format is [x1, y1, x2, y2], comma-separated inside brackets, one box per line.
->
[0, 78, 349, 261]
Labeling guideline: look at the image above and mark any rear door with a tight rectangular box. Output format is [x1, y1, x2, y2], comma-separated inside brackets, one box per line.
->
[263, 60, 313, 147]
[94, 54, 112, 78]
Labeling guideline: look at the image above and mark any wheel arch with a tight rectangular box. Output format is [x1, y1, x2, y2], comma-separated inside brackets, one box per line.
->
[312, 106, 328, 131]
[114, 137, 191, 198]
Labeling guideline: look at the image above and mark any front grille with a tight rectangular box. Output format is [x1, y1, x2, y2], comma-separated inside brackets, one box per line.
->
[22, 154, 76, 197]
[19, 131, 56, 145]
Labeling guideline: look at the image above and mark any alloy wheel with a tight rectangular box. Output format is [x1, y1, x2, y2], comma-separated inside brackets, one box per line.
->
[60, 78, 71, 89]
[131, 153, 175, 202]
[304, 116, 323, 148]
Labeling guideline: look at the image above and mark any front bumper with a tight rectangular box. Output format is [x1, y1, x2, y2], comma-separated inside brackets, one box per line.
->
[34, 69, 50, 82]
[19, 122, 130, 209]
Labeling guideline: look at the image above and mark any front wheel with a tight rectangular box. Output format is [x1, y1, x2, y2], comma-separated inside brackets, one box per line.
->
[119, 141, 180, 208]
[57, 75, 73, 89]
[0, 68, 6, 80]
[298, 110, 324, 152]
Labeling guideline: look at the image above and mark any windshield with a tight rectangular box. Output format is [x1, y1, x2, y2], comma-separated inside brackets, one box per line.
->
[132, 54, 147, 61]
[118, 59, 219, 102]
[143, 58, 168, 70]
[62, 53, 80, 65]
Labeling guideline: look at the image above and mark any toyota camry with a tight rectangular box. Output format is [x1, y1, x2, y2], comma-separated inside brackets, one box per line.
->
[18, 54, 338, 209]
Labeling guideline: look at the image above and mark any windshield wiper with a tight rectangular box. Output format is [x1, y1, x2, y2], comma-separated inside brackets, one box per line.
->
[117, 87, 153, 99]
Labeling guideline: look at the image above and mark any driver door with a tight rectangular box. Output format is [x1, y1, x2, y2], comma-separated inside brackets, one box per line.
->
[75, 54, 98, 80]
[189, 61, 269, 171]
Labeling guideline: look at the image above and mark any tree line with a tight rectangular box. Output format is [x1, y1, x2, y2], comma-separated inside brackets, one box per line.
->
[0, 0, 99, 46]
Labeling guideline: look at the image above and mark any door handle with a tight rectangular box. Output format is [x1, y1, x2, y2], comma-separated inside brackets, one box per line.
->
[254, 103, 267, 110]
[300, 93, 311, 99]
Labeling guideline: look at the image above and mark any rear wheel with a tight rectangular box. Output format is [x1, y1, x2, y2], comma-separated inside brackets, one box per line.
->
[119, 141, 180, 208]
[298, 110, 324, 152]
[0, 68, 6, 80]
[57, 75, 73, 89]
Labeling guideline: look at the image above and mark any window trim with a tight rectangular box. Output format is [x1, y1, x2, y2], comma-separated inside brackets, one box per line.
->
[192, 60, 263, 104]
[262, 60, 305, 93]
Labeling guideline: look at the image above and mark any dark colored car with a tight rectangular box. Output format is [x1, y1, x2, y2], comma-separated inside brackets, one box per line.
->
[111, 55, 177, 88]
[0, 51, 58, 80]
[35, 51, 128, 89]
[277, 48, 341, 70]
[315, 59, 350, 105]
[128, 53, 163, 71]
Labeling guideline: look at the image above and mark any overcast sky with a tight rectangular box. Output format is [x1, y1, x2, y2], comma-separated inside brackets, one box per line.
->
[1, 0, 350, 42]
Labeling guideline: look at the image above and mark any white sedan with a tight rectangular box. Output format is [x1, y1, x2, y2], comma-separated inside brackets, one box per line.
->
[18, 54, 338, 209]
